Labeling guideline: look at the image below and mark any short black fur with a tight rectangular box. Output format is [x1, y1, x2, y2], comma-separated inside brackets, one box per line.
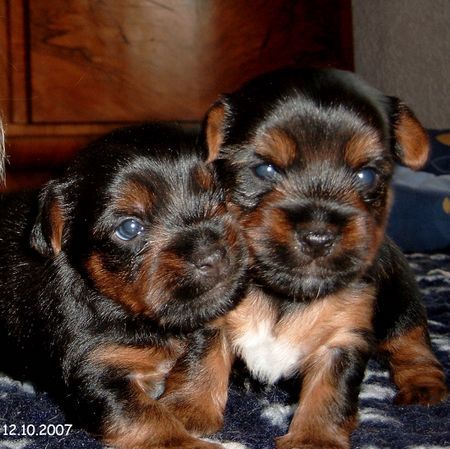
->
[203, 68, 448, 449]
[0, 123, 248, 449]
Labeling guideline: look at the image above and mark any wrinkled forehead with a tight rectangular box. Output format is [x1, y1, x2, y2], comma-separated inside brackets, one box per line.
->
[251, 95, 391, 170]
[101, 155, 217, 218]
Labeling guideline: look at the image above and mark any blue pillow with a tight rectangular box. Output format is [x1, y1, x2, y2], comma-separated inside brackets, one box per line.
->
[387, 130, 450, 253]
[423, 130, 450, 175]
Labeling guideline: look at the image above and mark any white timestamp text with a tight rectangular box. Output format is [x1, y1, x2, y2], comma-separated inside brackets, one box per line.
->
[1, 423, 73, 437]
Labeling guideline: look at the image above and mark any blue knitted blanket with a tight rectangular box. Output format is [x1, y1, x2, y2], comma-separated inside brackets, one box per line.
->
[1, 253, 449, 449]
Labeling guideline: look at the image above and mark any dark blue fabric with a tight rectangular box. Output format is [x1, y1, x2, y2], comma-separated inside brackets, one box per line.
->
[388, 166, 450, 253]
[388, 130, 450, 253]
[423, 130, 450, 175]
[1, 253, 449, 449]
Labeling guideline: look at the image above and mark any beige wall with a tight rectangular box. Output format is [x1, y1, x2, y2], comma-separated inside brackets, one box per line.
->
[352, 0, 450, 129]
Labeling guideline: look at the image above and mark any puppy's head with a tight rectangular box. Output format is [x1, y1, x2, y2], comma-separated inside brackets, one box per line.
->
[31, 124, 247, 331]
[204, 68, 429, 301]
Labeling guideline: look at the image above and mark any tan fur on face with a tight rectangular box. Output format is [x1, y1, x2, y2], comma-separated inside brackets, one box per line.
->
[114, 180, 154, 216]
[340, 212, 385, 267]
[85, 179, 158, 314]
[193, 165, 215, 191]
[239, 189, 291, 256]
[256, 128, 297, 168]
[86, 184, 244, 320]
[86, 252, 150, 315]
[344, 131, 384, 168]
[87, 243, 200, 318]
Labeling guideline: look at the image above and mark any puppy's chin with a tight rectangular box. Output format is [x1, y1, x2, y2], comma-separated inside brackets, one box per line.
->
[252, 247, 368, 302]
[151, 280, 244, 332]
[148, 230, 247, 331]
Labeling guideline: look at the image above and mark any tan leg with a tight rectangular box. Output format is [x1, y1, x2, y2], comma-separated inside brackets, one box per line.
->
[89, 343, 224, 449]
[276, 330, 371, 449]
[378, 326, 448, 405]
[160, 328, 233, 435]
[104, 398, 223, 449]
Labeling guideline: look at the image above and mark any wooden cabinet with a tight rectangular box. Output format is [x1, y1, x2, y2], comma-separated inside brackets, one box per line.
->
[1, 0, 353, 168]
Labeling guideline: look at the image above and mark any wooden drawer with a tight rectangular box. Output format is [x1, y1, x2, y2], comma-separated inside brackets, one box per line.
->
[1, 0, 353, 166]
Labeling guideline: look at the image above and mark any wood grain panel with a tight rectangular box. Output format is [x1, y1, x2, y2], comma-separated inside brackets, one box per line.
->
[28, 0, 353, 123]
[7, 0, 29, 123]
[1, 0, 353, 169]
[0, 0, 10, 121]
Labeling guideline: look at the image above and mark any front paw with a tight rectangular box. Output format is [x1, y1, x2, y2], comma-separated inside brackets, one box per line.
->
[167, 438, 224, 449]
[275, 433, 349, 449]
[394, 383, 448, 406]
[162, 400, 224, 435]
[182, 409, 224, 436]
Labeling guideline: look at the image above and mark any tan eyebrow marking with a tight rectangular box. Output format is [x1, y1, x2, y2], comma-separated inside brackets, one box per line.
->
[114, 180, 154, 215]
[255, 128, 297, 168]
[344, 131, 384, 168]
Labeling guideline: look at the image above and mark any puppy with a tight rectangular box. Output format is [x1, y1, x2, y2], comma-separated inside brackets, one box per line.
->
[202, 68, 448, 449]
[0, 123, 247, 449]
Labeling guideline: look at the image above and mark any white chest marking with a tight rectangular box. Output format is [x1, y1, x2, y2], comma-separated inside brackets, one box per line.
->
[232, 319, 304, 384]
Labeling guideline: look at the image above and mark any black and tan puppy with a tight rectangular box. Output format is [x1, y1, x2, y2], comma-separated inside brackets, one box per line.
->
[202, 68, 448, 449]
[0, 123, 247, 449]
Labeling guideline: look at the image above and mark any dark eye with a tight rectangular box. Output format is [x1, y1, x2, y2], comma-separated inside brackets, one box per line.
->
[356, 167, 378, 189]
[254, 163, 279, 181]
[115, 218, 144, 241]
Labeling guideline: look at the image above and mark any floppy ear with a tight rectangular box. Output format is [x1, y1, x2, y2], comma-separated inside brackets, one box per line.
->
[30, 180, 66, 258]
[391, 98, 430, 170]
[204, 98, 230, 163]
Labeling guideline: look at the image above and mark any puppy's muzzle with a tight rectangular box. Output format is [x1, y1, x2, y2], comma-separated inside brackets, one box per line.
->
[296, 228, 338, 258]
[191, 241, 228, 283]
[287, 202, 351, 260]
[169, 225, 235, 294]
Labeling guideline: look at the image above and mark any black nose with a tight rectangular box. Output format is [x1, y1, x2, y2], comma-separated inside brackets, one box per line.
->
[192, 243, 228, 281]
[297, 229, 337, 258]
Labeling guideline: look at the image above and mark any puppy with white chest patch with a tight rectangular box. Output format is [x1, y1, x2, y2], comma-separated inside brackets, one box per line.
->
[200, 68, 448, 449]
